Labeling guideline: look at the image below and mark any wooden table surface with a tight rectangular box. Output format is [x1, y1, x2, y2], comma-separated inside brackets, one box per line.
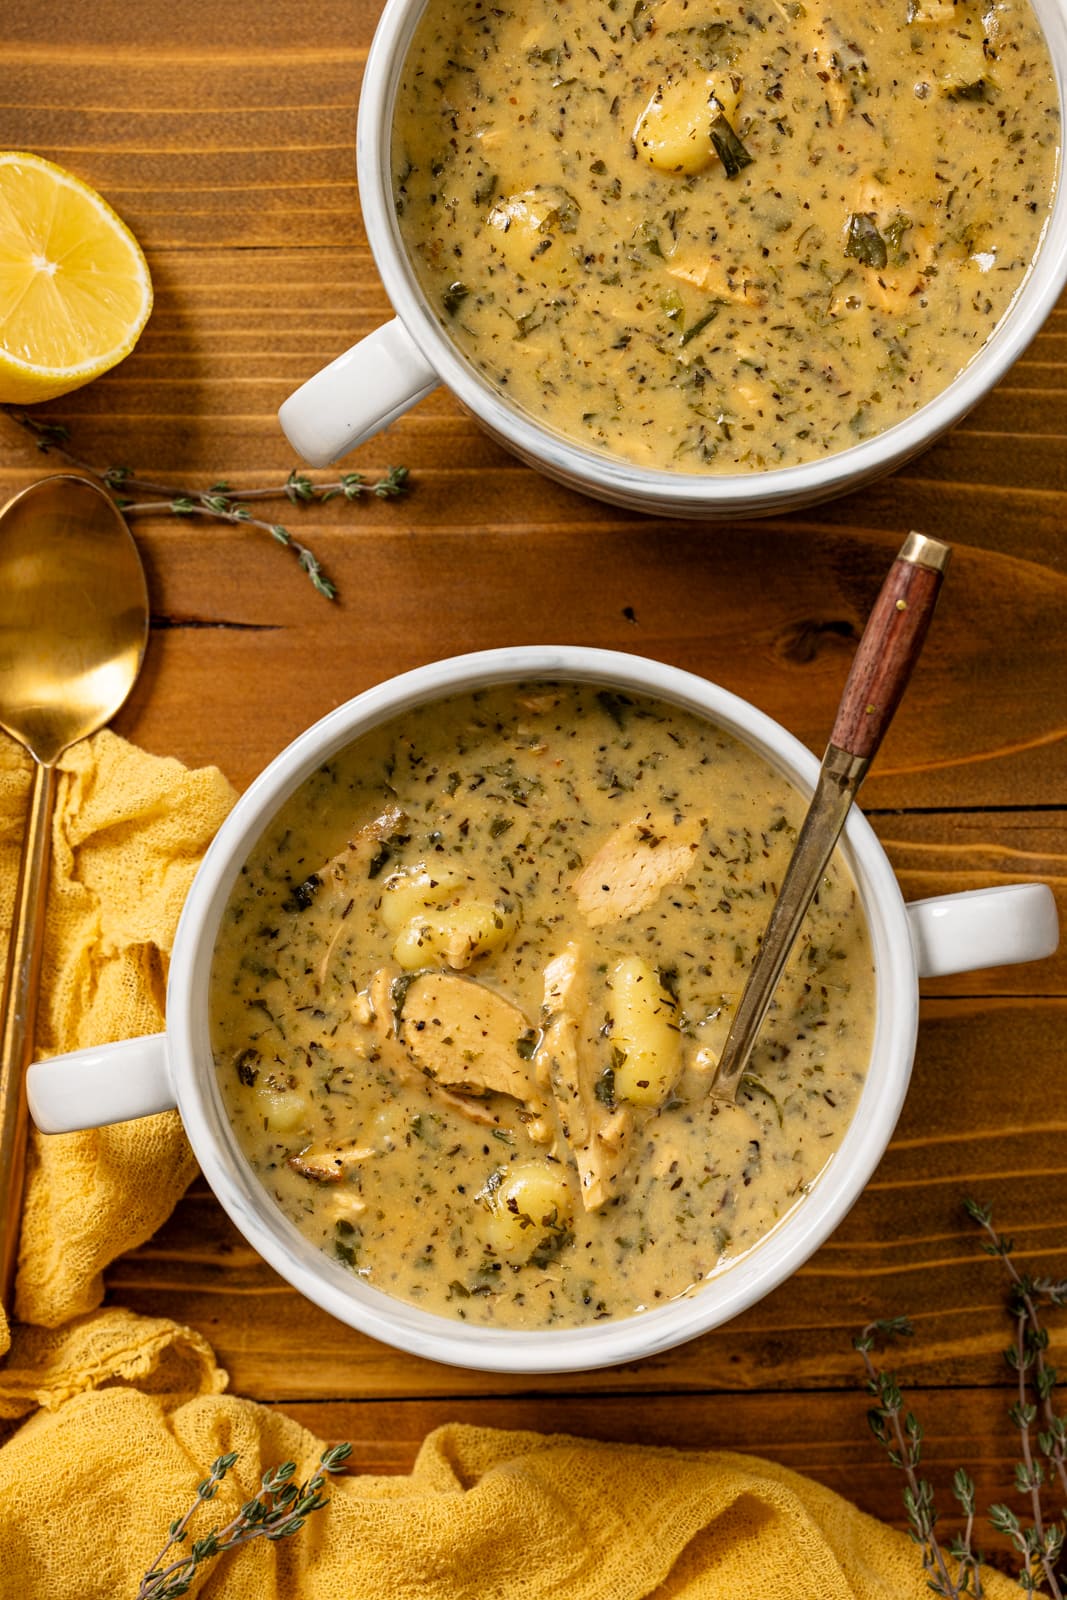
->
[2, 0, 1065, 1559]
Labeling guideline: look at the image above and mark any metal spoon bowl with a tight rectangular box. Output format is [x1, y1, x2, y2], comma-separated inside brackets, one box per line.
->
[0, 473, 149, 1306]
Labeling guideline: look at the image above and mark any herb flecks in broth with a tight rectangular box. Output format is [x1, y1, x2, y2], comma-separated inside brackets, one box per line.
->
[212, 685, 875, 1329]
[392, 0, 1059, 473]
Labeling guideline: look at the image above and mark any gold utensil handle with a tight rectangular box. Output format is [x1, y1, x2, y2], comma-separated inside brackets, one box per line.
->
[0, 759, 56, 1308]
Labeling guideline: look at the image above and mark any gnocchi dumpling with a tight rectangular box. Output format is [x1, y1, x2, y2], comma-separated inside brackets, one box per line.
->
[907, 0, 959, 22]
[633, 74, 743, 176]
[392, 896, 517, 970]
[608, 956, 681, 1107]
[255, 1088, 311, 1134]
[378, 865, 466, 932]
[483, 1161, 573, 1259]
[485, 187, 580, 284]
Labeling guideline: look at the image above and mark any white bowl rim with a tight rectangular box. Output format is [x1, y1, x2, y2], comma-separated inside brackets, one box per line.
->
[354, 0, 1067, 511]
[169, 646, 917, 1375]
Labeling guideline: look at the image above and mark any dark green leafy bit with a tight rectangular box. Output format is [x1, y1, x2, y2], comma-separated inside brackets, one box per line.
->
[633, 218, 665, 257]
[334, 1226, 361, 1268]
[679, 306, 720, 348]
[516, 1028, 540, 1060]
[844, 212, 888, 270]
[709, 101, 753, 178]
[658, 965, 680, 1002]
[234, 1048, 260, 1088]
[442, 281, 470, 315]
[942, 77, 993, 103]
[629, 0, 652, 40]
[473, 172, 498, 206]
[666, 20, 730, 67]
[594, 1066, 617, 1106]
[390, 971, 421, 1024]
[740, 1071, 783, 1128]
[285, 873, 322, 912]
[882, 214, 912, 258]
[551, 191, 581, 233]
[529, 1227, 575, 1269]
[596, 689, 633, 728]
[367, 842, 392, 880]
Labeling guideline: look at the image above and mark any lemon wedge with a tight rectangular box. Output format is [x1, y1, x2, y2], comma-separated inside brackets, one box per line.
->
[0, 151, 152, 404]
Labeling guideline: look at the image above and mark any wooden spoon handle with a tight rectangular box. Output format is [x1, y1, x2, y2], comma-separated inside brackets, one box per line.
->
[0, 758, 56, 1310]
[830, 532, 951, 762]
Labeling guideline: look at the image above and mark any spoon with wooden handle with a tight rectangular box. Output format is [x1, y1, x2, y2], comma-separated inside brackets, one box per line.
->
[711, 531, 950, 1103]
[0, 475, 149, 1309]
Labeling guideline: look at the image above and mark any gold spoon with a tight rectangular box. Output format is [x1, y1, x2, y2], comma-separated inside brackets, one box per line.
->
[712, 531, 951, 1102]
[0, 474, 149, 1308]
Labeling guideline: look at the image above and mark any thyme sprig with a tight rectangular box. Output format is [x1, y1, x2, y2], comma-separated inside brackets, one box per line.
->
[855, 1316, 984, 1596]
[967, 1198, 1067, 1595]
[2, 409, 410, 601]
[856, 1201, 1067, 1598]
[137, 1441, 353, 1598]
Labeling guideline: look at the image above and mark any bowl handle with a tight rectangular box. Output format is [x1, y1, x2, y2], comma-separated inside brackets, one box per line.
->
[906, 883, 1059, 978]
[278, 317, 438, 466]
[26, 1034, 174, 1133]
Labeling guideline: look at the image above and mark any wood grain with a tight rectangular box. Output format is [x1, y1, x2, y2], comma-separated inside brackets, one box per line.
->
[1, 0, 1065, 1566]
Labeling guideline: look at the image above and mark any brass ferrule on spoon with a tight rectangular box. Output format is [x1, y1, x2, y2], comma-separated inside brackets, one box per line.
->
[711, 532, 951, 1103]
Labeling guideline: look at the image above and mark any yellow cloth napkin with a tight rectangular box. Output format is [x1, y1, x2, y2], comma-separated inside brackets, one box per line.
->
[0, 731, 1016, 1600]
[0, 1397, 1021, 1600]
[0, 729, 235, 1347]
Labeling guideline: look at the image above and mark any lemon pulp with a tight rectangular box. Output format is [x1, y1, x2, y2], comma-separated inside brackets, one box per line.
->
[0, 151, 152, 404]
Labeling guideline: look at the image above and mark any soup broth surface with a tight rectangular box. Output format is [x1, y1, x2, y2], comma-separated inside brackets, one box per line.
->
[212, 684, 875, 1329]
[392, 0, 1059, 472]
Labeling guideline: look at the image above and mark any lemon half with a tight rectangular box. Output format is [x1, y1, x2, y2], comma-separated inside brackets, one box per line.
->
[0, 151, 152, 404]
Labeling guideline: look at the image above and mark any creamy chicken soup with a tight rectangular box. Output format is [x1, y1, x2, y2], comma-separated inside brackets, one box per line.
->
[392, 0, 1059, 472]
[211, 684, 876, 1330]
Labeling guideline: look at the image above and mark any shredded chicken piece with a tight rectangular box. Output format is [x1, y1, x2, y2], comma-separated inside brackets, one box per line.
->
[431, 1086, 502, 1127]
[571, 809, 703, 927]
[287, 1143, 376, 1183]
[667, 258, 765, 307]
[312, 806, 408, 987]
[321, 804, 407, 884]
[539, 943, 633, 1210]
[400, 972, 535, 1100]
[783, 10, 866, 124]
[360, 966, 551, 1138]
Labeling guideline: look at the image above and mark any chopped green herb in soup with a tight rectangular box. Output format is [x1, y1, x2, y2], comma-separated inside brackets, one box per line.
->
[391, 0, 1059, 472]
[212, 684, 876, 1330]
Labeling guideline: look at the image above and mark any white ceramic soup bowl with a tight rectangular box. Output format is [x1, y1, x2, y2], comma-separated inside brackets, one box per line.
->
[27, 648, 1058, 1373]
[277, 0, 1067, 517]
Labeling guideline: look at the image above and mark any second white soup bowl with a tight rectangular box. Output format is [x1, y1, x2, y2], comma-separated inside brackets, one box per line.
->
[278, 0, 1067, 517]
[27, 648, 1058, 1372]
